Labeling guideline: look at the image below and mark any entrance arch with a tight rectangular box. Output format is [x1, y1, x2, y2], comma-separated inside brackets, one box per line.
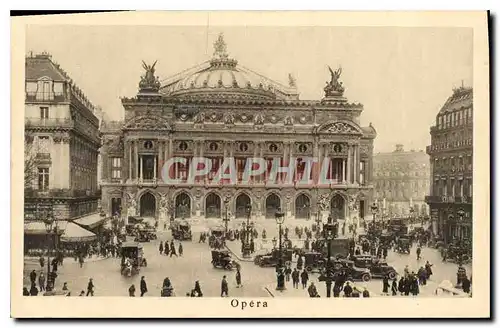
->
[265, 193, 281, 219]
[205, 193, 222, 218]
[139, 192, 156, 217]
[235, 193, 251, 218]
[330, 194, 346, 220]
[295, 194, 310, 219]
[175, 192, 191, 218]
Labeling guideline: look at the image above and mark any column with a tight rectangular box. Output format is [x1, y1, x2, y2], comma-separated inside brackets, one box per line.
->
[153, 156, 157, 180]
[346, 144, 351, 184]
[199, 140, 205, 184]
[289, 141, 294, 183]
[342, 158, 346, 183]
[139, 155, 143, 181]
[353, 144, 358, 184]
[253, 141, 258, 184]
[128, 141, 132, 181]
[324, 143, 330, 184]
[259, 142, 264, 184]
[134, 140, 138, 180]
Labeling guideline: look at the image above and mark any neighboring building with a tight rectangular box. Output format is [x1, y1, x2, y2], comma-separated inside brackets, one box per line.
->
[373, 144, 430, 217]
[24, 52, 102, 234]
[425, 86, 473, 243]
[100, 34, 376, 226]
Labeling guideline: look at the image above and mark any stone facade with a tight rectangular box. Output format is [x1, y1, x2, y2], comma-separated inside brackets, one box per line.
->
[100, 34, 376, 226]
[373, 144, 430, 217]
[425, 86, 473, 243]
[24, 52, 101, 221]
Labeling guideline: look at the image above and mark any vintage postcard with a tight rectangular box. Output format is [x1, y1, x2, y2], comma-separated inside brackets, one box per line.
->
[11, 11, 490, 318]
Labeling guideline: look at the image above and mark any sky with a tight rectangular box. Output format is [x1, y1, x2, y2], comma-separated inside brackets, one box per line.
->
[26, 25, 472, 153]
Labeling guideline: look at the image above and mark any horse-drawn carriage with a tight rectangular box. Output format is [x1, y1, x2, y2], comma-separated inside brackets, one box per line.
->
[170, 219, 192, 241]
[120, 241, 147, 277]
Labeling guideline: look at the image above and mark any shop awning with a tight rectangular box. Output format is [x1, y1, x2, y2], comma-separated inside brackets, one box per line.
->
[73, 213, 108, 230]
[60, 222, 96, 243]
[24, 221, 68, 235]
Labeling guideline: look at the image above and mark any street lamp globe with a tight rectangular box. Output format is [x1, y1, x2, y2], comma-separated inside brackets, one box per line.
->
[44, 216, 55, 233]
[275, 208, 285, 225]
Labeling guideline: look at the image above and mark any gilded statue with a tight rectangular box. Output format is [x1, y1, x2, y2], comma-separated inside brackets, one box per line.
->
[324, 65, 345, 96]
[139, 60, 160, 91]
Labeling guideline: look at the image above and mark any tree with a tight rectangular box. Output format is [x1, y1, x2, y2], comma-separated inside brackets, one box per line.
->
[24, 141, 38, 189]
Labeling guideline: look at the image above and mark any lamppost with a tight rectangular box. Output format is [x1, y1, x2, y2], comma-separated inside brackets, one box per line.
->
[315, 211, 322, 238]
[409, 207, 415, 227]
[371, 202, 379, 224]
[223, 197, 230, 243]
[322, 216, 336, 298]
[275, 208, 286, 291]
[242, 204, 252, 258]
[43, 215, 55, 292]
[272, 237, 277, 250]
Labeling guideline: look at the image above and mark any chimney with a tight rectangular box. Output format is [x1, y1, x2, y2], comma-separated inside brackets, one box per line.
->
[394, 144, 404, 152]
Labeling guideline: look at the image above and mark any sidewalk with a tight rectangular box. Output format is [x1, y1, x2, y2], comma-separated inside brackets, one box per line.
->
[263, 281, 376, 298]
[24, 255, 112, 264]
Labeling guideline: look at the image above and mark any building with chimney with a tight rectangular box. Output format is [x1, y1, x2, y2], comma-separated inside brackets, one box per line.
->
[425, 86, 473, 243]
[24, 52, 103, 249]
[373, 144, 430, 218]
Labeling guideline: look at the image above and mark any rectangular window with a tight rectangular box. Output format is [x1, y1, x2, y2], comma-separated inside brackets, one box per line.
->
[38, 167, 49, 190]
[40, 107, 49, 119]
[111, 157, 122, 179]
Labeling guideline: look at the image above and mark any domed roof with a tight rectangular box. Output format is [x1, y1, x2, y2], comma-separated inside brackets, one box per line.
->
[160, 34, 299, 101]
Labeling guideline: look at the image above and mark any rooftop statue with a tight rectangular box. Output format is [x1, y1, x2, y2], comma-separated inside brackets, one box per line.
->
[324, 65, 345, 97]
[139, 60, 161, 92]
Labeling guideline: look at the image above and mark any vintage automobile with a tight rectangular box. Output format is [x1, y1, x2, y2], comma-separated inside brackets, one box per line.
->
[395, 237, 411, 254]
[349, 255, 398, 279]
[303, 251, 344, 273]
[211, 250, 239, 270]
[120, 241, 147, 277]
[445, 244, 472, 264]
[318, 259, 372, 282]
[170, 220, 192, 241]
[254, 249, 293, 268]
[314, 237, 352, 259]
[378, 233, 394, 247]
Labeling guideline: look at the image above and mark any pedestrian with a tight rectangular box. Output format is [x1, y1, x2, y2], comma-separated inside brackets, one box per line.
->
[398, 277, 405, 295]
[221, 275, 229, 297]
[62, 282, 68, 291]
[159, 241, 164, 255]
[297, 256, 303, 271]
[362, 288, 370, 298]
[29, 283, 39, 296]
[79, 255, 85, 268]
[300, 270, 309, 289]
[194, 280, 203, 297]
[307, 282, 320, 297]
[333, 284, 341, 297]
[462, 276, 471, 294]
[39, 256, 45, 268]
[51, 257, 58, 272]
[178, 243, 183, 257]
[351, 287, 360, 297]
[164, 241, 170, 256]
[79, 290, 85, 296]
[391, 279, 398, 296]
[292, 268, 300, 289]
[23, 287, 30, 296]
[29, 269, 37, 286]
[416, 246, 422, 260]
[284, 266, 292, 282]
[86, 278, 94, 296]
[418, 266, 427, 285]
[382, 275, 390, 295]
[170, 241, 177, 257]
[235, 268, 242, 288]
[403, 265, 410, 277]
[129, 284, 136, 297]
[425, 261, 433, 279]
[140, 276, 148, 297]
[38, 272, 45, 292]
[343, 282, 353, 297]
